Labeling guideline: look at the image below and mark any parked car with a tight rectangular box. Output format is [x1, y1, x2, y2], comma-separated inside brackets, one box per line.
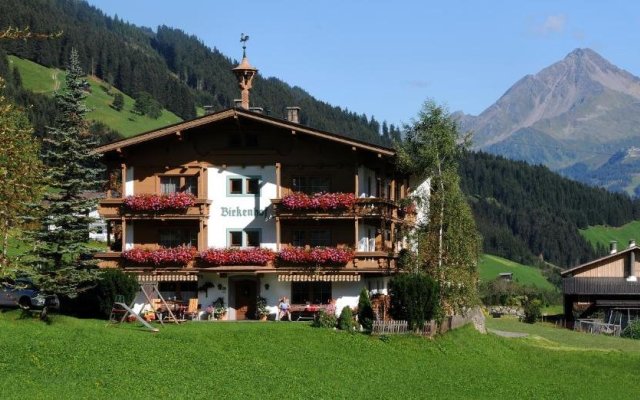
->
[0, 278, 60, 311]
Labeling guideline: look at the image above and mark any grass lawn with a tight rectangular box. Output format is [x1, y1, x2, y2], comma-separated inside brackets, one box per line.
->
[479, 254, 555, 290]
[1, 312, 640, 399]
[580, 220, 640, 251]
[8, 56, 182, 137]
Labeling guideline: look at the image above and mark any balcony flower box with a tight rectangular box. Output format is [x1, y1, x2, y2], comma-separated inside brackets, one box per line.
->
[199, 248, 275, 266]
[122, 192, 196, 212]
[281, 192, 356, 211]
[122, 245, 196, 266]
[277, 247, 354, 265]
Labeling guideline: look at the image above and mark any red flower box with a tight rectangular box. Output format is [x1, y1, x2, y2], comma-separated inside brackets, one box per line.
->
[281, 192, 356, 211]
[199, 248, 275, 266]
[122, 245, 196, 266]
[123, 192, 196, 212]
[278, 247, 353, 265]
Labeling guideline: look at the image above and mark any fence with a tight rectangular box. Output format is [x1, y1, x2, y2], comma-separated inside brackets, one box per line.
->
[372, 314, 476, 337]
[574, 319, 622, 336]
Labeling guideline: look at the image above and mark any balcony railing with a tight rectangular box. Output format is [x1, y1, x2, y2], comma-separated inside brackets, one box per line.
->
[98, 198, 211, 219]
[563, 277, 640, 295]
[271, 197, 398, 219]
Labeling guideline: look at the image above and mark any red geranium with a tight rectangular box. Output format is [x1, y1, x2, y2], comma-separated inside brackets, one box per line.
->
[281, 192, 356, 211]
[122, 245, 196, 266]
[278, 247, 353, 265]
[123, 192, 196, 212]
[199, 248, 275, 266]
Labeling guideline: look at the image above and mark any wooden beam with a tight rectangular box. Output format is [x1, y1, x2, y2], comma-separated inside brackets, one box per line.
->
[120, 163, 127, 197]
[275, 162, 282, 198]
[121, 218, 127, 251]
[276, 217, 281, 251]
[354, 218, 359, 250]
[354, 164, 359, 197]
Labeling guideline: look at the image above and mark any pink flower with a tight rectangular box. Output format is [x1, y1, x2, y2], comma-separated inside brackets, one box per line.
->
[277, 247, 353, 266]
[123, 193, 196, 212]
[281, 192, 355, 211]
[122, 245, 196, 266]
[199, 248, 275, 266]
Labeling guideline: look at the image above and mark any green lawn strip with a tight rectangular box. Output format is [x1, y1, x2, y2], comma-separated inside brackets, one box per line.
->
[580, 220, 640, 251]
[8, 55, 182, 137]
[479, 254, 555, 290]
[1, 312, 639, 399]
[486, 316, 640, 352]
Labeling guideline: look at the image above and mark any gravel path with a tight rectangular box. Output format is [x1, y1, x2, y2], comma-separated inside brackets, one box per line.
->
[487, 328, 529, 338]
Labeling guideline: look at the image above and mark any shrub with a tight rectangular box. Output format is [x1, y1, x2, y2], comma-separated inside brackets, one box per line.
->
[522, 298, 543, 323]
[621, 320, 640, 339]
[64, 269, 139, 319]
[312, 310, 337, 328]
[357, 287, 374, 332]
[389, 272, 439, 330]
[338, 306, 355, 331]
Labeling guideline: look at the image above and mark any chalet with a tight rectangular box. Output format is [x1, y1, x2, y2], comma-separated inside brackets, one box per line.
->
[562, 240, 640, 327]
[94, 51, 418, 320]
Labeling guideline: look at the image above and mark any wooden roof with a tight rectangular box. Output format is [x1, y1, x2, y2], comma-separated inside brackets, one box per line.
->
[560, 246, 639, 277]
[93, 107, 395, 157]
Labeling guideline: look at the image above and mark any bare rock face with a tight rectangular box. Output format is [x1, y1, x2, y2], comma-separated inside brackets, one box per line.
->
[457, 48, 640, 195]
[467, 306, 486, 334]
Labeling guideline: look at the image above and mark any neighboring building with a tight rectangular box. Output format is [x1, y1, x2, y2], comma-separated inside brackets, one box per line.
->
[94, 52, 416, 320]
[562, 240, 640, 327]
[498, 272, 513, 282]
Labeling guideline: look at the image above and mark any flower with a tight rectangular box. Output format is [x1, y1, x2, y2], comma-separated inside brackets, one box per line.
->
[122, 245, 196, 266]
[199, 248, 275, 266]
[281, 192, 356, 211]
[277, 247, 353, 265]
[122, 192, 196, 212]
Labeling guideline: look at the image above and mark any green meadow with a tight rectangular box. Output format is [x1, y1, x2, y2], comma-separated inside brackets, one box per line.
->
[580, 220, 640, 251]
[8, 55, 182, 137]
[479, 254, 555, 290]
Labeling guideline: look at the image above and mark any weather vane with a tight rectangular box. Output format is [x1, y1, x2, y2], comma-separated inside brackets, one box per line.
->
[240, 33, 250, 57]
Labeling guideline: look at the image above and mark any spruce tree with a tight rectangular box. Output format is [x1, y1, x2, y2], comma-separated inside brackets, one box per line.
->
[29, 48, 103, 299]
[357, 287, 374, 332]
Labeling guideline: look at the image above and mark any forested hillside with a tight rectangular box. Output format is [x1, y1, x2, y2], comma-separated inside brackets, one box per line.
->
[460, 151, 640, 268]
[0, 0, 396, 144]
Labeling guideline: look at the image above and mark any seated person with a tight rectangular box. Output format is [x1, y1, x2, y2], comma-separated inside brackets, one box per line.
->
[278, 296, 292, 321]
[205, 304, 215, 321]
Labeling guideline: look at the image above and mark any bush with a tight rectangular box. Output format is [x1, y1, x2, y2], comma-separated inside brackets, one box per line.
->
[522, 298, 542, 323]
[389, 272, 439, 330]
[338, 306, 355, 331]
[64, 269, 138, 319]
[312, 310, 337, 328]
[621, 320, 640, 339]
[358, 287, 374, 331]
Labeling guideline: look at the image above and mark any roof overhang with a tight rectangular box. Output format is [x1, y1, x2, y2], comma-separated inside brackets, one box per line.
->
[561, 246, 639, 277]
[93, 108, 395, 157]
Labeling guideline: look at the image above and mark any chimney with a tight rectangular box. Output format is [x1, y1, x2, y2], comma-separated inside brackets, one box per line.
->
[630, 239, 636, 248]
[286, 107, 300, 124]
[231, 36, 258, 110]
[610, 241, 618, 254]
[234, 99, 243, 108]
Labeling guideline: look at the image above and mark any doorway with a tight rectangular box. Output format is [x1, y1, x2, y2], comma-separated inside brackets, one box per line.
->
[234, 279, 257, 320]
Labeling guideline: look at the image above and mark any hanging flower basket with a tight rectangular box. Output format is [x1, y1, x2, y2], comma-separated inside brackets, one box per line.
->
[281, 192, 356, 211]
[122, 245, 196, 266]
[122, 192, 196, 212]
[199, 248, 275, 266]
[277, 247, 353, 265]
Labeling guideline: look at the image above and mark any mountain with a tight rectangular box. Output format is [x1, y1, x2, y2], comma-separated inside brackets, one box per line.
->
[0, 0, 396, 145]
[458, 48, 640, 195]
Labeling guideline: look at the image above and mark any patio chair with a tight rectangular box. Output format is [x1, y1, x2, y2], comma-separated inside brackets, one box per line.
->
[184, 298, 199, 320]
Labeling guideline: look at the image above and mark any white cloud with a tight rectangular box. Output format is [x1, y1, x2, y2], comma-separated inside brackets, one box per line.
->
[534, 14, 567, 35]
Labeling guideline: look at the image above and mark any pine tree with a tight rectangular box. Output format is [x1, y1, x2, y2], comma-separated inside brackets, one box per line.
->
[357, 287, 374, 331]
[28, 48, 103, 300]
[111, 92, 124, 111]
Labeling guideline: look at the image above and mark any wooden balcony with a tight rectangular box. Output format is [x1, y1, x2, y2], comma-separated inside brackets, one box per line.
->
[563, 277, 640, 295]
[98, 198, 211, 220]
[271, 198, 398, 220]
[95, 250, 397, 273]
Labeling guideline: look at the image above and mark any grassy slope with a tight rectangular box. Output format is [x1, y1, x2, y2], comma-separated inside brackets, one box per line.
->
[8, 56, 182, 137]
[479, 254, 555, 290]
[580, 220, 640, 250]
[1, 313, 639, 399]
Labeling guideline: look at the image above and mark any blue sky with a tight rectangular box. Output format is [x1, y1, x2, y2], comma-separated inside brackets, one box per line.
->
[87, 0, 640, 127]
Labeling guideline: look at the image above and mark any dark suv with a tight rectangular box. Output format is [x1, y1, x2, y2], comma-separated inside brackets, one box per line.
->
[0, 278, 60, 311]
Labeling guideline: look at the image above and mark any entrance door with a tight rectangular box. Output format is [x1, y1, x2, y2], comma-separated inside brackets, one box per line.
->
[234, 280, 257, 320]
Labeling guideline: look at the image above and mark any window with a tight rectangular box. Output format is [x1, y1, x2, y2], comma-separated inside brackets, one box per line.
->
[292, 231, 305, 247]
[292, 176, 330, 194]
[160, 176, 180, 194]
[291, 282, 331, 304]
[227, 176, 261, 196]
[229, 179, 243, 195]
[228, 229, 261, 247]
[160, 175, 198, 196]
[309, 230, 331, 246]
[159, 229, 198, 248]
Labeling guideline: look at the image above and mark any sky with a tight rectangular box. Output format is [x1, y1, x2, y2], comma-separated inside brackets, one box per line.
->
[86, 0, 640, 128]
